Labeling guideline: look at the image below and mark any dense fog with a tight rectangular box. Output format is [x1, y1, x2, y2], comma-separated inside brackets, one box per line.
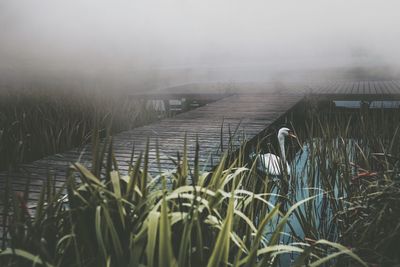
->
[1, 0, 400, 92]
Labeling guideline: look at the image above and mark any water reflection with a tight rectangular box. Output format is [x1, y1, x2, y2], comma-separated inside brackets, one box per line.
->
[334, 100, 400, 108]
[259, 138, 358, 265]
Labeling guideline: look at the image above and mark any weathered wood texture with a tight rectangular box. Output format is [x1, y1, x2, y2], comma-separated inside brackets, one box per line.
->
[1, 80, 400, 241]
[307, 80, 400, 99]
[131, 80, 400, 100]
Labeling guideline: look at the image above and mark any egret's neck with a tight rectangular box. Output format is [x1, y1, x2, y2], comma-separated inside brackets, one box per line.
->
[278, 135, 286, 163]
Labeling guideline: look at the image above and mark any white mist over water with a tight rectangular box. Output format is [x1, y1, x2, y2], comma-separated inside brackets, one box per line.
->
[1, 0, 400, 91]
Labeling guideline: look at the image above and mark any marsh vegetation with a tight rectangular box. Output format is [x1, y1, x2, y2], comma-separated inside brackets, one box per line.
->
[248, 100, 400, 265]
[0, 88, 159, 170]
[0, 98, 399, 266]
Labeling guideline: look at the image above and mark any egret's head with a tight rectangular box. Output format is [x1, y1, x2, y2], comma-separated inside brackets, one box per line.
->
[278, 127, 297, 139]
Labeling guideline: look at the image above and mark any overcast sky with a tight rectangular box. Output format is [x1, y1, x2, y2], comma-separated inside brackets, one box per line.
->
[1, 0, 399, 87]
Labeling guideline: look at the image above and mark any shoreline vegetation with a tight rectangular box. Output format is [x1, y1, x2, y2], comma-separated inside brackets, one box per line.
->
[0, 96, 399, 266]
[0, 139, 366, 267]
[0, 88, 160, 171]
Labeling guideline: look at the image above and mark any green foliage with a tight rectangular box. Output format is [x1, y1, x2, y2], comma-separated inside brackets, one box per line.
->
[4, 99, 398, 266]
[0, 135, 365, 266]
[0, 88, 158, 170]
[290, 102, 400, 266]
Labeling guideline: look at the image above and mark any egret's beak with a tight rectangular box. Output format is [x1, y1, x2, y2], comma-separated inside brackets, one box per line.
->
[289, 131, 303, 151]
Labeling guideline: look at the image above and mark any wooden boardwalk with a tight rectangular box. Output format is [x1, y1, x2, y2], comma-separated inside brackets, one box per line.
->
[307, 80, 400, 100]
[0, 93, 303, 199]
[1, 80, 400, 241]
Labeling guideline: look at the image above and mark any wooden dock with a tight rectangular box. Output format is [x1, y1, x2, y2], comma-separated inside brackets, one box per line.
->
[1, 80, 400, 241]
[308, 80, 400, 100]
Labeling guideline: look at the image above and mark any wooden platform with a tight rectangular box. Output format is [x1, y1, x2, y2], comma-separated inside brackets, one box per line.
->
[307, 80, 400, 100]
[1, 80, 400, 242]
[0, 93, 303, 198]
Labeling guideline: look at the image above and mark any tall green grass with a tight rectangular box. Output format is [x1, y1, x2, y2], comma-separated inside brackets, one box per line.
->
[0, 130, 366, 266]
[246, 101, 400, 266]
[0, 88, 158, 170]
[2, 99, 398, 266]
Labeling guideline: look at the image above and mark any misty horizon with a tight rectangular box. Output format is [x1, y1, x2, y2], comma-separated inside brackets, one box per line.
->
[1, 0, 400, 91]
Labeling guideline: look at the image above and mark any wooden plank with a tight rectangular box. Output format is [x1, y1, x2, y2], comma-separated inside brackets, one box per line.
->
[360, 81, 366, 94]
[367, 81, 373, 94]
[308, 80, 400, 100]
[350, 81, 357, 94]
[385, 81, 399, 94]
[393, 81, 400, 92]
[375, 81, 387, 94]
[129, 92, 231, 102]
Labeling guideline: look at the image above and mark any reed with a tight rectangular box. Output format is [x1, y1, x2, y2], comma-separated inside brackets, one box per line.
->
[247, 100, 400, 266]
[0, 132, 366, 266]
[0, 88, 159, 170]
[1, 98, 398, 266]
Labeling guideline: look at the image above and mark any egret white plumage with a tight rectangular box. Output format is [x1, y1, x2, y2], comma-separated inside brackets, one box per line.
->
[258, 127, 297, 176]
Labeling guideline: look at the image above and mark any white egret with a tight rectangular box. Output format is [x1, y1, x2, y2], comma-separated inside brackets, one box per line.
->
[259, 127, 297, 176]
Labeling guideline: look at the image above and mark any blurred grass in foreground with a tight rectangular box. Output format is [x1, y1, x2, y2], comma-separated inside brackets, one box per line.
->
[0, 134, 367, 266]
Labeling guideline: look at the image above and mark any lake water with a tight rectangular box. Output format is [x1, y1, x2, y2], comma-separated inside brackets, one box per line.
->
[260, 138, 357, 265]
[334, 100, 400, 108]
